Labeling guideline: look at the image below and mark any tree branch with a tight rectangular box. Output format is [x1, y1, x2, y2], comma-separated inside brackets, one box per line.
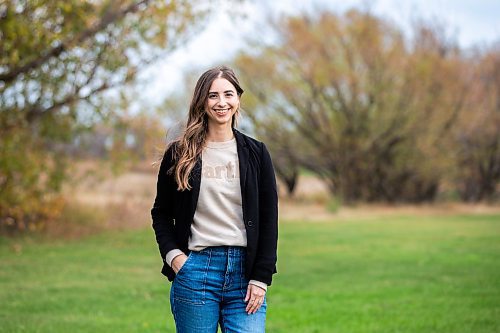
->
[0, 0, 151, 84]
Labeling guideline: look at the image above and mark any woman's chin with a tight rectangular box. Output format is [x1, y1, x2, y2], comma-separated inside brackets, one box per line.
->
[209, 116, 232, 126]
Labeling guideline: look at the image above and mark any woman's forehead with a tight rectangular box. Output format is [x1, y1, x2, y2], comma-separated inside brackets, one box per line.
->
[209, 78, 236, 92]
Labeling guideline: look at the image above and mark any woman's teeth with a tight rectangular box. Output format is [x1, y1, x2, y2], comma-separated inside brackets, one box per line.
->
[215, 109, 229, 115]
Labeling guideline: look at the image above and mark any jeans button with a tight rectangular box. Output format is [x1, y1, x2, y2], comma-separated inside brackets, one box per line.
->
[247, 220, 253, 227]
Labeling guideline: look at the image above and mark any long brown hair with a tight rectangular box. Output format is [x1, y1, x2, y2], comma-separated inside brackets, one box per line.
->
[171, 65, 244, 191]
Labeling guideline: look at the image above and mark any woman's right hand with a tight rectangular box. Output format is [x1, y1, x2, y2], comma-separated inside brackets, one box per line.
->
[171, 253, 188, 274]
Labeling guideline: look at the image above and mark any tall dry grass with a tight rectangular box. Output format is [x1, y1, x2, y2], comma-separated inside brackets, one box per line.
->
[47, 160, 500, 238]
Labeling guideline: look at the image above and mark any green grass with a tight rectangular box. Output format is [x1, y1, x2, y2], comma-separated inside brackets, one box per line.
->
[1, 213, 499, 332]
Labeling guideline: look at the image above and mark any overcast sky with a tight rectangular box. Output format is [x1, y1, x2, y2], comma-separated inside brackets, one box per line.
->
[138, 0, 500, 105]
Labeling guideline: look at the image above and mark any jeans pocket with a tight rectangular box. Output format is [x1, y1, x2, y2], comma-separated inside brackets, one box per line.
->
[175, 251, 192, 276]
[172, 252, 206, 305]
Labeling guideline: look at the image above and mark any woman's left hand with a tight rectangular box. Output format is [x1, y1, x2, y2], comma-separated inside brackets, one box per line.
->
[245, 284, 266, 314]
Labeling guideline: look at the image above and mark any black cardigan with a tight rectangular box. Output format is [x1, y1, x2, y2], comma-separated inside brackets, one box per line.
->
[151, 129, 278, 285]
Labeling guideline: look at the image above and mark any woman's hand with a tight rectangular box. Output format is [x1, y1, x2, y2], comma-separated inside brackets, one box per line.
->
[171, 253, 188, 274]
[245, 284, 266, 314]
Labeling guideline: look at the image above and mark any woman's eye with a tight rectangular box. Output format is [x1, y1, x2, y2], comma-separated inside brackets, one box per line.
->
[209, 94, 217, 99]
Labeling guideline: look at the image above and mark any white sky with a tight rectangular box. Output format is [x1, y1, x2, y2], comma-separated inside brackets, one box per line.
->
[138, 0, 500, 105]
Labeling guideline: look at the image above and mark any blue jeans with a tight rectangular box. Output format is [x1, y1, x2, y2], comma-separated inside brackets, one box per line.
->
[170, 246, 267, 333]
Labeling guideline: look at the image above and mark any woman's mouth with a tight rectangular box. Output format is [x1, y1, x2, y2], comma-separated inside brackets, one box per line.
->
[214, 108, 230, 116]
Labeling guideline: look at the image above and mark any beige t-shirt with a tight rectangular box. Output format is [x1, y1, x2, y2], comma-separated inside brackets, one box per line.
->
[189, 138, 247, 250]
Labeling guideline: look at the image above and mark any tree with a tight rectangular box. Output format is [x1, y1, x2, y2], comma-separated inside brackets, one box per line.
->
[235, 10, 468, 203]
[236, 69, 302, 196]
[454, 46, 500, 201]
[0, 0, 214, 231]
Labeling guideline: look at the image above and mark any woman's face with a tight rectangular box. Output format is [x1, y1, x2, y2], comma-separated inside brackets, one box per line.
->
[205, 78, 240, 127]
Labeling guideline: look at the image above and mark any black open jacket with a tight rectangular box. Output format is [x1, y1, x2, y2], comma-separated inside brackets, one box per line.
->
[151, 129, 278, 285]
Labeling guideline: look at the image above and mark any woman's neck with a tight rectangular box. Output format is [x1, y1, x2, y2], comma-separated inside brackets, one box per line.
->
[206, 124, 234, 142]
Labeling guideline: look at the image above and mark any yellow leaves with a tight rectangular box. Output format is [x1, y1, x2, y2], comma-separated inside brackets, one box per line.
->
[1, 0, 221, 231]
[0, 126, 67, 231]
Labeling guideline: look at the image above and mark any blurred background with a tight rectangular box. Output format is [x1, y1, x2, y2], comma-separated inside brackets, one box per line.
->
[1, 1, 499, 332]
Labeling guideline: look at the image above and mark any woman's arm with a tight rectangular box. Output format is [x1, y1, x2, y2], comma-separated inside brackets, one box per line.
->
[151, 145, 180, 262]
[251, 142, 279, 285]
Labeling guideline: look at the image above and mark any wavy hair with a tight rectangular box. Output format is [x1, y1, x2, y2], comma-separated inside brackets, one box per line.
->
[170, 66, 244, 191]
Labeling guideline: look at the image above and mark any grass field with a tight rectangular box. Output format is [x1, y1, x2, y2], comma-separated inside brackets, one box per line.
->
[1, 213, 499, 332]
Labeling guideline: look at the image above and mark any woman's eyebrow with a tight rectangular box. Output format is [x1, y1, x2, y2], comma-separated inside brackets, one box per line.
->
[209, 90, 235, 94]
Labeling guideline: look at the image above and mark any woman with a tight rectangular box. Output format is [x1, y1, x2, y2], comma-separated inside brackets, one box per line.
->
[151, 65, 278, 332]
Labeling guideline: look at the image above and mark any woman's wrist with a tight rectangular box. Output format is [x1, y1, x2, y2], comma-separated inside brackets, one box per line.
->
[165, 249, 185, 267]
[249, 280, 267, 291]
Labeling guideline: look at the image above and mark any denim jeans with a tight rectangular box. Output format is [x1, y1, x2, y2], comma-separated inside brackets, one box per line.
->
[170, 246, 267, 333]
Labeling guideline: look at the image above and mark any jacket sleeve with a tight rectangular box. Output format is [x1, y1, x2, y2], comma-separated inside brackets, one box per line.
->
[151, 145, 180, 263]
[252, 142, 279, 285]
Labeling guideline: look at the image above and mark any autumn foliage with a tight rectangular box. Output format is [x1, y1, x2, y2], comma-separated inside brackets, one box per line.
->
[235, 10, 499, 203]
[0, 0, 207, 231]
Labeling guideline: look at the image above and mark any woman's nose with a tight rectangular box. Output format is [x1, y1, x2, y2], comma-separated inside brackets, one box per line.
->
[217, 96, 227, 107]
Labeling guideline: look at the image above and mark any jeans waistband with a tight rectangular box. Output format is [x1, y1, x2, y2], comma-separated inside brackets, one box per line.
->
[197, 246, 246, 257]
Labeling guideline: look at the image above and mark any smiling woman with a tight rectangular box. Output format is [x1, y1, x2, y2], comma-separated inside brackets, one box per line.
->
[151, 66, 279, 332]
